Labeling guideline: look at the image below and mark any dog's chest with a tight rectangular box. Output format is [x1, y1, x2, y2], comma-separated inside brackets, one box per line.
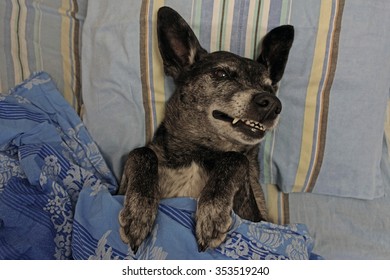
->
[159, 161, 208, 198]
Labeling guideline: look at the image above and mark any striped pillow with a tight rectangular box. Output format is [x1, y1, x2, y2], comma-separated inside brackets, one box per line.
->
[260, 0, 390, 199]
[0, 0, 87, 113]
[82, 0, 390, 200]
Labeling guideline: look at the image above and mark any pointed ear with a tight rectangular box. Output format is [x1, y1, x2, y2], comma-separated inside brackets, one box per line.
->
[157, 7, 208, 80]
[257, 25, 294, 85]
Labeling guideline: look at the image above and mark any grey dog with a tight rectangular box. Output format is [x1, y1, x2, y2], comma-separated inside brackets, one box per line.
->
[118, 6, 294, 253]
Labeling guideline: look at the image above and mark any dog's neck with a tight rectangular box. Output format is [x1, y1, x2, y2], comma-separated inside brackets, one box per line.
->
[149, 122, 259, 170]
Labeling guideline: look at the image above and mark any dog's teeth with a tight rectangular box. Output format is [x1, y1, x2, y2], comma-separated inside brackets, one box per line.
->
[235, 117, 266, 132]
[232, 118, 240, 125]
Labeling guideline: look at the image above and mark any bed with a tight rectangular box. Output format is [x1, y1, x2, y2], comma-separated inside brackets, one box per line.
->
[0, 0, 389, 260]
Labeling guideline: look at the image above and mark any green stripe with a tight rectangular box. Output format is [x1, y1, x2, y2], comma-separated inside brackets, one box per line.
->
[279, 0, 291, 25]
[246, 0, 261, 59]
[191, 0, 202, 38]
[218, 0, 227, 50]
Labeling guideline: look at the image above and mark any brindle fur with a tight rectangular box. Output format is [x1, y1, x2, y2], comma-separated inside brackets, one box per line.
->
[118, 6, 294, 253]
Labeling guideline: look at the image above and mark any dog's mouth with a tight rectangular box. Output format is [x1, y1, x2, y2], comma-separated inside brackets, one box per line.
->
[212, 110, 266, 136]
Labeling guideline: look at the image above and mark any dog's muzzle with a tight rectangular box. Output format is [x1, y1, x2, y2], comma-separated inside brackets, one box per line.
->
[213, 92, 281, 132]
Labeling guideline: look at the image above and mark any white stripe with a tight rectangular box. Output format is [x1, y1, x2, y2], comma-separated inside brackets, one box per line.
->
[288, 0, 293, 23]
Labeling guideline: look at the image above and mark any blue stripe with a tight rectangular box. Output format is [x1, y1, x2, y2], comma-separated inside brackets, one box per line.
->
[18, 144, 41, 158]
[72, 221, 98, 258]
[268, 0, 283, 30]
[198, 0, 214, 51]
[0, 103, 47, 122]
[159, 204, 195, 230]
[231, 0, 250, 56]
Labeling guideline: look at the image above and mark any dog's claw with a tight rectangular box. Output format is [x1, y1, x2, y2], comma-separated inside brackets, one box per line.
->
[118, 197, 158, 255]
[131, 244, 139, 255]
[198, 243, 207, 253]
[195, 200, 232, 251]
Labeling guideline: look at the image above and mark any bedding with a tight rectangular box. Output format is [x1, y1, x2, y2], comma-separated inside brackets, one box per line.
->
[0, 72, 318, 260]
[0, 72, 117, 259]
[73, 194, 319, 260]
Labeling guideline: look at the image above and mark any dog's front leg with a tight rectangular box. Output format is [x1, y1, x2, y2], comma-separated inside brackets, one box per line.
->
[196, 152, 248, 251]
[118, 147, 160, 253]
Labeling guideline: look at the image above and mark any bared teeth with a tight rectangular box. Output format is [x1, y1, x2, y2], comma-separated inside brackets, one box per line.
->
[232, 118, 240, 125]
[231, 117, 266, 131]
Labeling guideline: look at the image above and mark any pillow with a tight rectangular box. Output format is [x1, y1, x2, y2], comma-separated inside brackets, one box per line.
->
[81, 0, 390, 200]
[0, 0, 87, 113]
[260, 0, 390, 199]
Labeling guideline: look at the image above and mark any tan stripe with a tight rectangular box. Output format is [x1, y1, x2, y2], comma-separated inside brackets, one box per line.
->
[281, 192, 290, 224]
[306, 0, 345, 192]
[151, 0, 166, 127]
[266, 184, 280, 224]
[10, 0, 23, 83]
[292, 1, 333, 192]
[71, 0, 82, 114]
[18, 0, 29, 80]
[266, 184, 290, 224]
[60, 0, 74, 107]
[139, 0, 154, 143]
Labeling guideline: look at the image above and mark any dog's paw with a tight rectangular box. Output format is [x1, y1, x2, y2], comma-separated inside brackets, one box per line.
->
[118, 195, 158, 253]
[195, 200, 232, 252]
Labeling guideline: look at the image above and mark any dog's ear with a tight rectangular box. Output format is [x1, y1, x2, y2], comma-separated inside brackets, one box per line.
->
[157, 7, 207, 80]
[257, 25, 294, 85]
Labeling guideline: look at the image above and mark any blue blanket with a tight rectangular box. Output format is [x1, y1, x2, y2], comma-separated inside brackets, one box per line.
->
[0, 72, 319, 260]
[0, 72, 117, 259]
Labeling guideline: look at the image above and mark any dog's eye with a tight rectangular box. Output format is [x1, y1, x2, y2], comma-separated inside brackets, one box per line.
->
[213, 69, 230, 79]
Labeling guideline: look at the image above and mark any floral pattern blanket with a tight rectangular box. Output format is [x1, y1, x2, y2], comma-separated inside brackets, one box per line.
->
[0, 72, 117, 259]
[0, 72, 320, 260]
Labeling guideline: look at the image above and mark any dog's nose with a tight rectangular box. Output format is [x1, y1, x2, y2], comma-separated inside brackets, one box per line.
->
[254, 93, 282, 117]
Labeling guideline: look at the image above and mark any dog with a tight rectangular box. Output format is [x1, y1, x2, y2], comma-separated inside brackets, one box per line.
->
[118, 6, 294, 253]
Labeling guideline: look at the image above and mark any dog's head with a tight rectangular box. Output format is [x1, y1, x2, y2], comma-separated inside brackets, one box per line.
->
[157, 7, 294, 150]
